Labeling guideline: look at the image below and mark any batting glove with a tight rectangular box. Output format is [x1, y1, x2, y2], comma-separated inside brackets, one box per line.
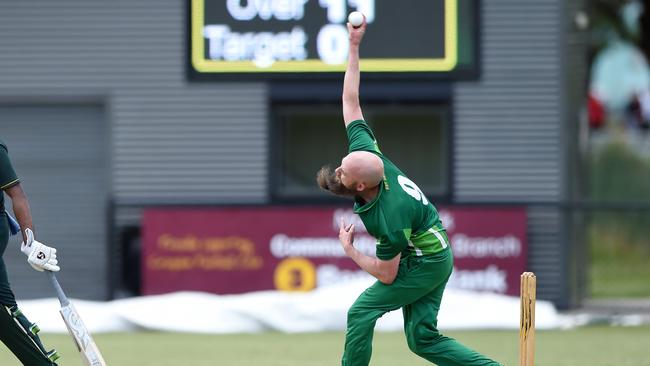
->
[20, 228, 60, 272]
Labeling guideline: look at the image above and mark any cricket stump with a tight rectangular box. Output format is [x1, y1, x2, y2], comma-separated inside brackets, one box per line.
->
[519, 272, 536, 366]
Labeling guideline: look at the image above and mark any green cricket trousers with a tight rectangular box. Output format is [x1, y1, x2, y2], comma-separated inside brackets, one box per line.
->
[342, 248, 501, 366]
[0, 216, 55, 365]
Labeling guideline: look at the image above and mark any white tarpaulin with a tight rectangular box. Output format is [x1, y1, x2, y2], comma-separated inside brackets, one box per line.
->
[16, 279, 562, 334]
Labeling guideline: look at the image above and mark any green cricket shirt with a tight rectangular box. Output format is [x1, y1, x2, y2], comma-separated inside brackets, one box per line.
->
[0, 140, 20, 212]
[347, 120, 448, 260]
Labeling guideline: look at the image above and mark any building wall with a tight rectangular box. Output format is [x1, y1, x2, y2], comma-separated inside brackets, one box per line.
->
[0, 1, 268, 205]
[0, 0, 268, 300]
[1, 105, 108, 300]
[454, 0, 570, 307]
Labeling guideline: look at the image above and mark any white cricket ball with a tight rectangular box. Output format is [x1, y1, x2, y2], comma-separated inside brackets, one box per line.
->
[348, 11, 364, 28]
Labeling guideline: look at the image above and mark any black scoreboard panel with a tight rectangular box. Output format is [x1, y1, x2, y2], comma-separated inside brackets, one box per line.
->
[189, 0, 477, 79]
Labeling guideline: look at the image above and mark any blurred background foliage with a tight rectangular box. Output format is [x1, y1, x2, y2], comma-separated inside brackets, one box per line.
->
[588, 142, 650, 297]
[585, 0, 650, 298]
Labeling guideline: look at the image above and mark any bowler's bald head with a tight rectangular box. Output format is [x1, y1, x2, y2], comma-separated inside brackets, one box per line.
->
[341, 151, 384, 189]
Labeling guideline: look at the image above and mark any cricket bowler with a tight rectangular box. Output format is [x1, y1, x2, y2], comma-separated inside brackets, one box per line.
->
[316, 18, 502, 366]
[0, 139, 61, 365]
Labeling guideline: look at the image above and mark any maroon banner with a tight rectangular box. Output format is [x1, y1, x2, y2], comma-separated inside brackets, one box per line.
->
[437, 208, 527, 296]
[142, 206, 527, 296]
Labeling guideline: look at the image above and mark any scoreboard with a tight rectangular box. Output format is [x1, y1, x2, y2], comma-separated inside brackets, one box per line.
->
[188, 0, 477, 79]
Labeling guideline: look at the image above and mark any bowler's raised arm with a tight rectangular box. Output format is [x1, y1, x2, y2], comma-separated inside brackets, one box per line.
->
[342, 17, 367, 127]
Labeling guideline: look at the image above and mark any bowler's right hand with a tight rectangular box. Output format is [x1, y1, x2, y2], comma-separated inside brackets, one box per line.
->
[347, 15, 367, 46]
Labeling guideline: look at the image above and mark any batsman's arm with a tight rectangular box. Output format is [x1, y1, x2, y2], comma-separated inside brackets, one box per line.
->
[0, 144, 33, 242]
[5, 184, 34, 243]
[342, 19, 367, 127]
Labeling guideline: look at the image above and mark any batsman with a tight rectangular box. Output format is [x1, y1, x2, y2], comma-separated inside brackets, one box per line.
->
[0, 139, 61, 365]
[316, 17, 502, 366]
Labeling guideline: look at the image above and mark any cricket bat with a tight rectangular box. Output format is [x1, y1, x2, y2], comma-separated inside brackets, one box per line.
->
[5, 210, 20, 236]
[48, 271, 107, 366]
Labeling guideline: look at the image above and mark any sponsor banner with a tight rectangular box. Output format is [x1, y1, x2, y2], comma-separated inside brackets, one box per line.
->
[438, 208, 527, 295]
[142, 206, 526, 296]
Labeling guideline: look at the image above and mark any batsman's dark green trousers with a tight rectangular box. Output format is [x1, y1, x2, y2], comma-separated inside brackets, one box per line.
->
[0, 215, 54, 365]
[341, 248, 501, 366]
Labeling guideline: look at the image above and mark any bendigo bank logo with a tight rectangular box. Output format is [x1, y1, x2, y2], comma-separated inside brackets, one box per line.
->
[273, 257, 316, 292]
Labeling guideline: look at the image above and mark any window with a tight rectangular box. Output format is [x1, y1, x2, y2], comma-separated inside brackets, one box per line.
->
[272, 103, 451, 201]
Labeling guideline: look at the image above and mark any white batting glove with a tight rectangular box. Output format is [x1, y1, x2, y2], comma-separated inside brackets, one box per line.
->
[20, 228, 60, 272]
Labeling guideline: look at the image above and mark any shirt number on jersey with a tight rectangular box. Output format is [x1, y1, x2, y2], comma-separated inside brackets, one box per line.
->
[397, 175, 429, 205]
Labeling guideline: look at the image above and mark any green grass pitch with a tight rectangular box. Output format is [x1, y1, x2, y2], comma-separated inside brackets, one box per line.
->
[1, 326, 649, 365]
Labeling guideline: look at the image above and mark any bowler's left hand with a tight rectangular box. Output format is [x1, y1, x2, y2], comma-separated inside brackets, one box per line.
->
[339, 218, 355, 255]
